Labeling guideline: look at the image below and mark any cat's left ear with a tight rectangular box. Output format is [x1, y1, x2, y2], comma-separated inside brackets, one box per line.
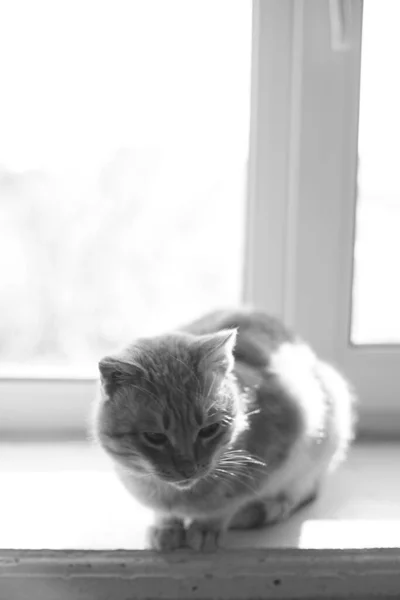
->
[98, 350, 144, 396]
[198, 328, 237, 373]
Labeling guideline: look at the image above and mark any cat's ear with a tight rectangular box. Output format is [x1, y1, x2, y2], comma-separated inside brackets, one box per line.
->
[98, 350, 144, 396]
[198, 329, 237, 373]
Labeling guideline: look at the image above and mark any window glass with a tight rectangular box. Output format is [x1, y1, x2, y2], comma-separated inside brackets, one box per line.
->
[0, 0, 251, 374]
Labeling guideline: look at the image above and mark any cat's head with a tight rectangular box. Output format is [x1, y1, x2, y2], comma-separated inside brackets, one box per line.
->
[95, 329, 243, 489]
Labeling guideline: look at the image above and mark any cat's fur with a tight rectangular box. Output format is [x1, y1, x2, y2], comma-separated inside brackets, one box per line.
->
[93, 308, 355, 551]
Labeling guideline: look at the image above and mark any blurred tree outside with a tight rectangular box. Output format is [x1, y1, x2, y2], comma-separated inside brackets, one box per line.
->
[0, 149, 246, 372]
[0, 0, 251, 374]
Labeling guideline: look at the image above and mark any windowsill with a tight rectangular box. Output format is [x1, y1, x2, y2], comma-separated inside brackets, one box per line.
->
[2, 441, 400, 551]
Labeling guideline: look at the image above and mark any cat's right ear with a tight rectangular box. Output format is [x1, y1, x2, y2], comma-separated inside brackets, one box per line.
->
[98, 354, 143, 397]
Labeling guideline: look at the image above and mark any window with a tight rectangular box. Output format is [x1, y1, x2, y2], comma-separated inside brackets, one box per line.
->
[0, 0, 251, 431]
[2, 2, 400, 598]
[352, 2, 400, 345]
[0, 0, 250, 376]
[247, 0, 400, 434]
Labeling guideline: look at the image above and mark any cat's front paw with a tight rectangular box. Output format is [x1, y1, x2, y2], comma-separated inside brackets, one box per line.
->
[147, 518, 185, 552]
[186, 520, 222, 552]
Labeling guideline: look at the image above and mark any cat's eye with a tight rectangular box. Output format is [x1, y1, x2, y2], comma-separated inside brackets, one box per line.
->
[142, 432, 168, 446]
[198, 422, 221, 440]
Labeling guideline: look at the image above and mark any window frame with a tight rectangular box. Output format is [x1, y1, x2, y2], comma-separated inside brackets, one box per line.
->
[0, 377, 94, 436]
[244, 0, 400, 436]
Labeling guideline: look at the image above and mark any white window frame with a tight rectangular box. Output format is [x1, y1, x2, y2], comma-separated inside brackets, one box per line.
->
[0, 377, 94, 435]
[244, 0, 400, 437]
[0, 0, 398, 442]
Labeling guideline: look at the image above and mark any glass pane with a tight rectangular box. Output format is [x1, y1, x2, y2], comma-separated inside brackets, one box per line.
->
[0, 0, 251, 375]
[351, 2, 400, 345]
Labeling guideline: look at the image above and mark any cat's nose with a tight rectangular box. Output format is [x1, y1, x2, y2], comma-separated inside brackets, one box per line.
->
[178, 462, 197, 479]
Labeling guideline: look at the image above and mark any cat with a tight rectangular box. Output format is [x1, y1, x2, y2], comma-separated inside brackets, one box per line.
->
[92, 308, 355, 552]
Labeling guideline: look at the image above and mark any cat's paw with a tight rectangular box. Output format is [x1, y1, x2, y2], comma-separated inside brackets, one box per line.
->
[147, 519, 185, 552]
[185, 521, 222, 552]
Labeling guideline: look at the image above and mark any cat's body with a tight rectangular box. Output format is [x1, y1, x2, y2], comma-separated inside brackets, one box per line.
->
[93, 308, 355, 551]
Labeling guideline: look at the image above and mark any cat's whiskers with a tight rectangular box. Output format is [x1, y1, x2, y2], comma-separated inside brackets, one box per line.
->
[218, 461, 264, 481]
[213, 466, 259, 495]
[221, 454, 266, 469]
[217, 451, 268, 489]
[223, 448, 267, 465]
[221, 458, 266, 471]
[219, 459, 258, 472]
[220, 460, 266, 474]
[211, 469, 237, 494]
[220, 465, 266, 488]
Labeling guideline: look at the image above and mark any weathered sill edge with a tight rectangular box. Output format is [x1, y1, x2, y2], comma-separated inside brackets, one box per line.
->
[1, 548, 400, 600]
[2, 547, 400, 567]
[0, 548, 400, 600]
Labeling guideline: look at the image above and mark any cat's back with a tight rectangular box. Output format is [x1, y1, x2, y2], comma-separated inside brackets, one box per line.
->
[179, 308, 295, 369]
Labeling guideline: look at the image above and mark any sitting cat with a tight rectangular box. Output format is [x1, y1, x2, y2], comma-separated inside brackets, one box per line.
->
[93, 308, 356, 551]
